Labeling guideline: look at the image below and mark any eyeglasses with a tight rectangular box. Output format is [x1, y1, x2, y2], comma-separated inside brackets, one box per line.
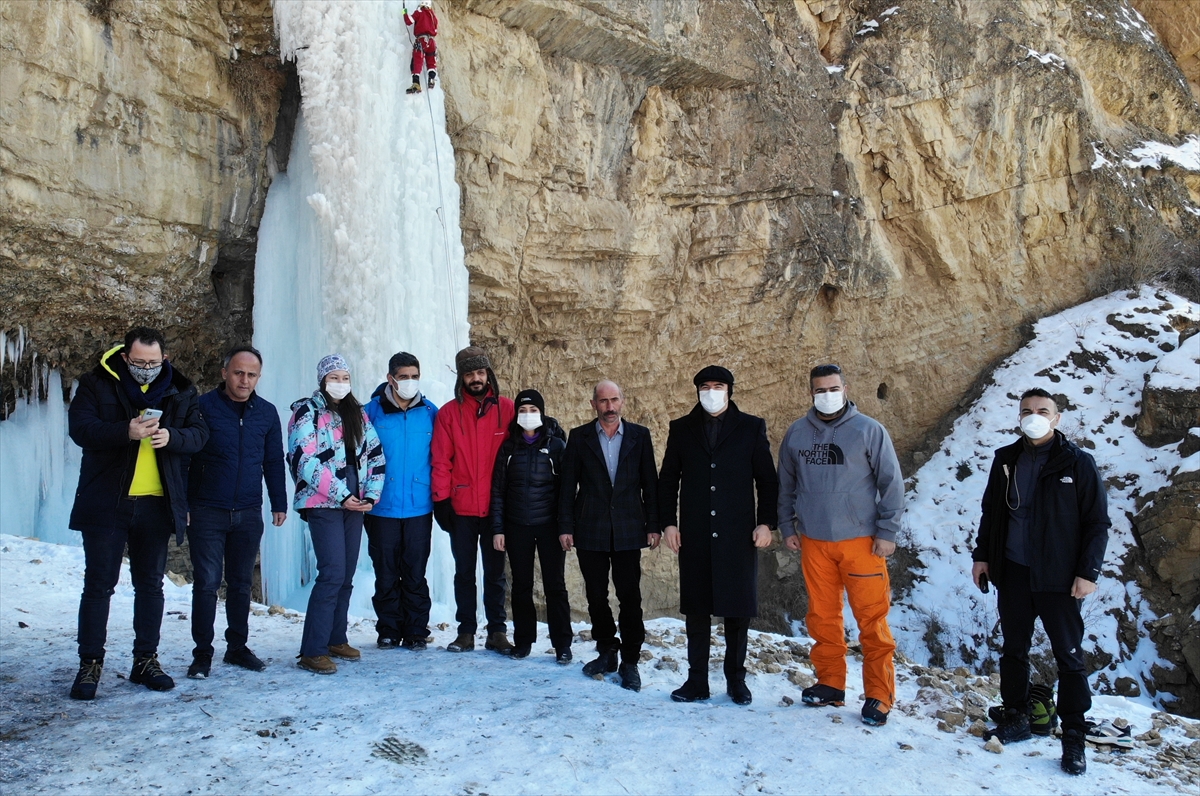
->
[127, 358, 163, 369]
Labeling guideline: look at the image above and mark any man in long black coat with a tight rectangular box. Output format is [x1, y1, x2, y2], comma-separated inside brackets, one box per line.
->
[559, 379, 659, 692]
[658, 365, 777, 705]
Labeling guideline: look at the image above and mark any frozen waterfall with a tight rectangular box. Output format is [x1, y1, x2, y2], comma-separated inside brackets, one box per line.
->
[254, 0, 468, 617]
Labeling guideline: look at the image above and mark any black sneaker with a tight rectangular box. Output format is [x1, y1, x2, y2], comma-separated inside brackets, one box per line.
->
[224, 648, 266, 672]
[582, 647, 618, 677]
[401, 637, 427, 651]
[727, 679, 752, 706]
[512, 644, 532, 659]
[984, 708, 1033, 744]
[861, 698, 888, 726]
[1061, 728, 1087, 775]
[801, 683, 846, 707]
[187, 654, 212, 679]
[129, 654, 175, 692]
[377, 637, 400, 649]
[70, 658, 103, 700]
[618, 662, 641, 692]
[555, 648, 573, 665]
[671, 676, 711, 703]
[1029, 683, 1057, 736]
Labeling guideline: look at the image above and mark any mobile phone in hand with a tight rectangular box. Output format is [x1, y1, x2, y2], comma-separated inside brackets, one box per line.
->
[979, 572, 990, 594]
[141, 408, 164, 421]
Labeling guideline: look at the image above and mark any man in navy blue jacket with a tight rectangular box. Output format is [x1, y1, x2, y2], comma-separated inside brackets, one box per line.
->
[364, 352, 438, 650]
[185, 346, 288, 679]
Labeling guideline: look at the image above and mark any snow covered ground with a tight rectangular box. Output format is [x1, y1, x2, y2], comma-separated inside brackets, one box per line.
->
[891, 286, 1200, 706]
[2, 533, 1197, 795]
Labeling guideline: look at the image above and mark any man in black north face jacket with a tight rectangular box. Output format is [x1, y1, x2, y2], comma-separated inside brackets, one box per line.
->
[971, 388, 1109, 776]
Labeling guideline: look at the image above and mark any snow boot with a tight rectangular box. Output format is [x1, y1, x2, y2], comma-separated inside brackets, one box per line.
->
[983, 707, 1033, 744]
[511, 644, 532, 659]
[187, 653, 212, 680]
[224, 647, 265, 672]
[446, 632, 474, 652]
[671, 674, 711, 703]
[377, 636, 400, 649]
[297, 655, 337, 675]
[427, 70, 436, 90]
[401, 636, 427, 651]
[618, 662, 641, 692]
[328, 643, 360, 661]
[1061, 728, 1087, 775]
[70, 657, 103, 700]
[861, 698, 889, 726]
[801, 683, 846, 707]
[406, 76, 422, 94]
[555, 648, 573, 665]
[726, 677, 752, 706]
[582, 646, 619, 677]
[485, 632, 514, 655]
[129, 653, 175, 691]
[1029, 683, 1057, 736]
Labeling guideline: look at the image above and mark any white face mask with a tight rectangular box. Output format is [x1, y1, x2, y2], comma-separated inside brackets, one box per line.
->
[813, 391, 844, 415]
[517, 412, 542, 431]
[393, 379, 420, 400]
[698, 389, 727, 415]
[1020, 414, 1053, 440]
[325, 382, 352, 401]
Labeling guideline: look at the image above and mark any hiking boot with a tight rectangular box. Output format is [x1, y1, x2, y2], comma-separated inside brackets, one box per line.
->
[447, 633, 475, 652]
[297, 655, 337, 675]
[70, 658, 103, 700]
[727, 678, 752, 706]
[1029, 683, 1057, 736]
[224, 648, 266, 672]
[618, 662, 641, 692]
[582, 647, 619, 677]
[328, 643, 360, 661]
[187, 654, 212, 680]
[671, 675, 711, 703]
[801, 683, 845, 707]
[401, 636, 427, 652]
[1061, 728, 1087, 775]
[485, 632, 515, 655]
[555, 648, 573, 665]
[129, 654, 175, 691]
[984, 708, 1033, 744]
[511, 644, 532, 659]
[377, 636, 400, 649]
[406, 80, 421, 95]
[862, 698, 889, 726]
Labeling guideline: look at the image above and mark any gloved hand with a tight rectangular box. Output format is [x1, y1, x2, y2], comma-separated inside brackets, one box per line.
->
[433, 499, 455, 532]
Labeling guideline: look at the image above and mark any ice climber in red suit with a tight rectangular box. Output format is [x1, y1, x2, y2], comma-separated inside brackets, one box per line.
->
[404, 1, 438, 94]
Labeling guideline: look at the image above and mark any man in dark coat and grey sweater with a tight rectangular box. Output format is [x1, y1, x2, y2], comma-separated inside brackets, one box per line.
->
[658, 366, 777, 705]
[972, 388, 1109, 776]
[559, 379, 659, 692]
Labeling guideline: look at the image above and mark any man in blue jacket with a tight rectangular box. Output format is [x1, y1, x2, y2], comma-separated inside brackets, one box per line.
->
[185, 346, 288, 679]
[973, 388, 1109, 776]
[364, 352, 438, 650]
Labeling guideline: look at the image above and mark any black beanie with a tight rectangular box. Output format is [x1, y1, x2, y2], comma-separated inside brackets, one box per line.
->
[514, 389, 545, 415]
[693, 365, 734, 393]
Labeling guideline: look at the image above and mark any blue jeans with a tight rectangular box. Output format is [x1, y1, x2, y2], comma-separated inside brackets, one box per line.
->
[77, 496, 173, 660]
[300, 508, 363, 657]
[188, 505, 265, 658]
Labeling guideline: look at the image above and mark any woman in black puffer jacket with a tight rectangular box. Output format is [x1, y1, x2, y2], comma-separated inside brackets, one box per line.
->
[490, 389, 572, 662]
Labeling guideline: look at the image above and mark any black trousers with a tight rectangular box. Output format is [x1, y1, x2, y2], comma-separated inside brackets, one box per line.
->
[998, 561, 1091, 733]
[505, 523, 572, 649]
[364, 513, 433, 640]
[449, 514, 507, 635]
[576, 548, 643, 664]
[685, 614, 750, 683]
[188, 505, 264, 657]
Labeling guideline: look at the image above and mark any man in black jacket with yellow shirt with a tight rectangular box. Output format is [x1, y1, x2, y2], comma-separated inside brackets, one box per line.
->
[972, 388, 1109, 776]
[559, 380, 658, 692]
[67, 327, 209, 700]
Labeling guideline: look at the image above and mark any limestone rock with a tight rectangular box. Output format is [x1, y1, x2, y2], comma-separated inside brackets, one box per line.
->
[984, 737, 1004, 754]
[1131, 1, 1200, 100]
[1136, 333, 1200, 446]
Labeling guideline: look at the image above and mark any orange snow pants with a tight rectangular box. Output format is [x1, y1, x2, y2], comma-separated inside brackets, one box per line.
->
[800, 535, 896, 710]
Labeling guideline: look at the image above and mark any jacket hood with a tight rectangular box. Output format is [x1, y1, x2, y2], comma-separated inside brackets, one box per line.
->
[804, 400, 860, 430]
[98, 344, 194, 393]
[291, 389, 329, 413]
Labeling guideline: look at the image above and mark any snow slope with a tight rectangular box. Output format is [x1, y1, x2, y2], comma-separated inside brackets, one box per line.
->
[891, 286, 1200, 708]
[2, 534, 1196, 795]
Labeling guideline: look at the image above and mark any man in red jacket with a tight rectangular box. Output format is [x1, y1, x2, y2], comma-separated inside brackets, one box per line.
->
[432, 346, 516, 653]
[404, 1, 438, 94]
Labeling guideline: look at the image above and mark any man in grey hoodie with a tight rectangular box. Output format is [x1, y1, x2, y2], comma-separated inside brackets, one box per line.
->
[778, 364, 904, 727]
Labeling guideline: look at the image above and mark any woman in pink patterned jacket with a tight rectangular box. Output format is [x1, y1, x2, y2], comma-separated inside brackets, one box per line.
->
[287, 354, 386, 675]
